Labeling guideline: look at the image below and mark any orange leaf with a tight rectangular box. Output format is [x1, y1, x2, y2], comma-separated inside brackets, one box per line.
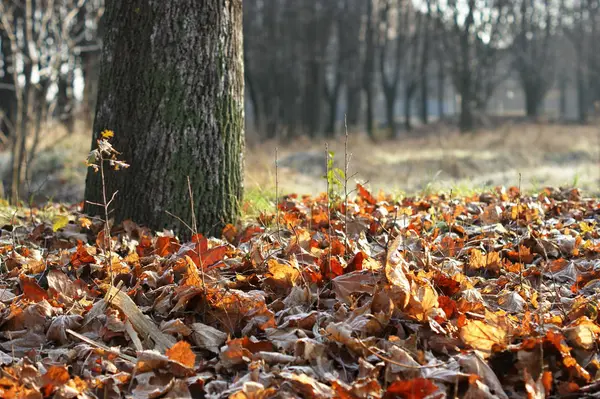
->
[155, 236, 178, 257]
[166, 341, 196, 369]
[222, 224, 238, 243]
[357, 183, 377, 205]
[20, 274, 48, 302]
[542, 371, 553, 394]
[438, 296, 457, 319]
[42, 365, 70, 396]
[384, 378, 439, 399]
[202, 246, 228, 267]
[70, 242, 96, 267]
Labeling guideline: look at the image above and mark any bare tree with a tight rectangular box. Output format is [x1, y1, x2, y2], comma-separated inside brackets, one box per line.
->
[419, 0, 432, 125]
[510, 0, 558, 118]
[438, 0, 510, 131]
[0, 0, 101, 202]
[363, 0, 378, 140]
[378, 0, 410, 138]
[404, 10, 424, 131]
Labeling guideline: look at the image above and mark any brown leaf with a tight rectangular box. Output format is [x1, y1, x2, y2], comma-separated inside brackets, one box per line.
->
[47, 270, 76, 298]
[190, 322, 227, 354]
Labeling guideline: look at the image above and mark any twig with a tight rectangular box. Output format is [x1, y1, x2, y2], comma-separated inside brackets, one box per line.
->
[356, 338, 452, 369]
[67, 329, 136, 363]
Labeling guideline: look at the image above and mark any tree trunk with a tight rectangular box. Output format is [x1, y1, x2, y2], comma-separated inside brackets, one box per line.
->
[459, 86, 474, 132]
[81, 51, 100, 129]
[524, 83, 541, 118]
[420, 78, 429, 125]
[363, 0, 376, 141]
[325, 83, 341, 137]
[84, 0, 244, 238]
[559, 72, 567, 120]
[437, 62, 444, 119]
[0, 30, 16, 140]
[384, 87, 397, 139]
[57, 67, 75, 134]
[405, 85, 415, 131]
[419, 7, 430, 125]
[576, 57, 588, 123]
[346, 86, 361, 126]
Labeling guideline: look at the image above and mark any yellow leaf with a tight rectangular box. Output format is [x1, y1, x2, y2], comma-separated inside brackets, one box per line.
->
[52, 215, 70, 232]
[79, 217, 92, 229]
[101, 129, 114, 139]
[459, 311, 509, 357]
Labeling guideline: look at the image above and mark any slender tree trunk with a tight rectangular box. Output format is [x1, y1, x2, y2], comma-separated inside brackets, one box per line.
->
[558, 71, 567, 120]
[363, 0, 376, 141]
[420, 79, 429, 125]
[84, 0, 244, 238]
[524, 83, 542, 118]
[437, 62, 444, 119]
[244, 52, 261, 132]
[0, 31, 16, 139]
[420, 7, 431, 125]
[576, 40, 588, 124]
[81, 51, 101, 129]
[57, 66, 75, 134]
[459, 84, 474, 132]
[577, 65, 588, 123]
[346, 86, 361, 126]
[384, 87, 397, 139]
[325, 82, 341, 137]
[405, 85, 415, 131]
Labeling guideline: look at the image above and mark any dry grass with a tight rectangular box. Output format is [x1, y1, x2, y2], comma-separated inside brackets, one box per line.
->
[246, 121, 600, 197]
[12, 120, 599, 205]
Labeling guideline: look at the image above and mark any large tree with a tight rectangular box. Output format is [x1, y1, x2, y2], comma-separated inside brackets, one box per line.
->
[84, 0, 244, 237]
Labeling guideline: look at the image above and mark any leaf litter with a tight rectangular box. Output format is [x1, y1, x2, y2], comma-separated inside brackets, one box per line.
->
[0, 185, 599, 397]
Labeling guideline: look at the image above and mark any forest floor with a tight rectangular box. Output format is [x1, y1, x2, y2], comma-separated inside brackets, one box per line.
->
[0, 121, 599, 397]
[0, 182, 599, 398]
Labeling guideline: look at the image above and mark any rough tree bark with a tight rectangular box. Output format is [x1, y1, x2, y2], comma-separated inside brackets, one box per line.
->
[84, 0, 244, 238]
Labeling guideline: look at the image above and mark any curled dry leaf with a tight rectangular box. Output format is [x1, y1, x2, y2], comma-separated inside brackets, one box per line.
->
[190, 322, 227, 354]
[385, 235, 411, 308]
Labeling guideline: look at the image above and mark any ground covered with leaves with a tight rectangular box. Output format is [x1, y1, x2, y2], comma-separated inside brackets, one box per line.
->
[0, 185, 600, 398]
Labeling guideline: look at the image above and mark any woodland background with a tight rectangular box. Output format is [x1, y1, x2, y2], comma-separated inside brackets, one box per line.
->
[0, 0, 599, 203]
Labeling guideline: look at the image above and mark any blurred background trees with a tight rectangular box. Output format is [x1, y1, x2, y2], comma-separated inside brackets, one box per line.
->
[0, 0, 102, 202]
[1, 0, 600, 181]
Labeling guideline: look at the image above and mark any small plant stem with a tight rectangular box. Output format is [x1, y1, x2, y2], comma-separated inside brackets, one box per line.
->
[517, 172, 523, 288]
[187, 176, 205, 294]
[275, 147, 282, 245]
[99, 149, 113, 284]
[344, 115, 349, 258]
